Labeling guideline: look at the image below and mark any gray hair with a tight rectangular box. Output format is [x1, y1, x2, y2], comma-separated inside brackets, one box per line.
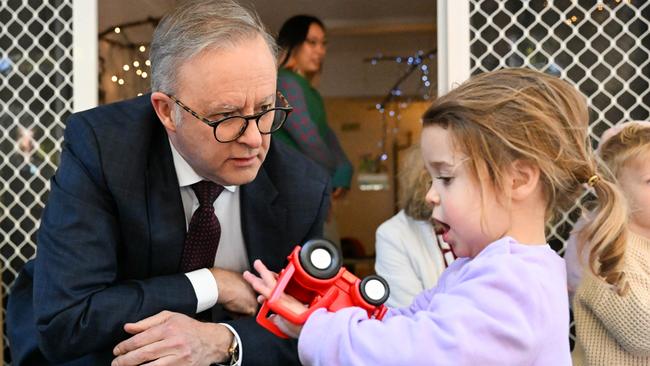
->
[150, 0, 277, 94]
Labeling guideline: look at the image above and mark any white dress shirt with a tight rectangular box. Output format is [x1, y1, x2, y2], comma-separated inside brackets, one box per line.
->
[170, 141, 246, 364]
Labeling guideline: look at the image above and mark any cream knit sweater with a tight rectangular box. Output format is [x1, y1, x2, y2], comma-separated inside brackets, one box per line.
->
[572, 231, 650, 365]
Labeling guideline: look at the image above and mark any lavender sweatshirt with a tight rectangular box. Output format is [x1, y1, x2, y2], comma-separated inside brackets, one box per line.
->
[298, 237, 571, 365]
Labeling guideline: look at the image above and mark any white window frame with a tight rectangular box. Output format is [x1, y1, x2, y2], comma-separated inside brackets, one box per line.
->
[437, 0, 471, 95]
[73, 0, 98, 111]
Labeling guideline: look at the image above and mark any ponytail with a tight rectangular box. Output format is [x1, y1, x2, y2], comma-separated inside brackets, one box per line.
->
[578, 165, 629, 296]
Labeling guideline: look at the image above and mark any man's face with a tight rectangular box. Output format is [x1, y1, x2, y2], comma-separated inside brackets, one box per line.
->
[168, 35, 277, 186]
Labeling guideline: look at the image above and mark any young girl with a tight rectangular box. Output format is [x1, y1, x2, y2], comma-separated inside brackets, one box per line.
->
[244, 68, 626, 365]
[571, 121, 650, 365]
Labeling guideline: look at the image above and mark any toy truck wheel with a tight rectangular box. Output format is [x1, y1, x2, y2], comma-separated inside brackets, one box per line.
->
[359, 275, 390, 306]
[299, 238, 342, 279]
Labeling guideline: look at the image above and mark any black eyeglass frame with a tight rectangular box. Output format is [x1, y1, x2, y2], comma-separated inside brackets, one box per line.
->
[168, 91, 293, 143]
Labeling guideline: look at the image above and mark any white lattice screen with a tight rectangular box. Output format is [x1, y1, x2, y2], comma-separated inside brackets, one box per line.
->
[1, 0, 73, 363]
[469, 0, 650, 346]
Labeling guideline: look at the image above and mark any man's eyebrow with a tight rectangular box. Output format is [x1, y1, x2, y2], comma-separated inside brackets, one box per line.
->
[201, 99, 238, 114]
[204, 95, 275, 114]
[256, 94, 274, 106]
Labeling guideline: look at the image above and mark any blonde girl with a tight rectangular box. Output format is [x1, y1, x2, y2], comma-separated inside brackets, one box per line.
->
[244, 68, 626, 365]
[571, 121, 650, 365]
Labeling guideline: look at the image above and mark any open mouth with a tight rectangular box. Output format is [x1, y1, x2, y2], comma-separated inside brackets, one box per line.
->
[431, 218, 450, 236]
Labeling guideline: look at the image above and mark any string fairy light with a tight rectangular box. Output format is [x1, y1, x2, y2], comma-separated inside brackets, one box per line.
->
[362, 48, 436, 169]
[98, 17, 159, 98]
[564, 0, 635, 26]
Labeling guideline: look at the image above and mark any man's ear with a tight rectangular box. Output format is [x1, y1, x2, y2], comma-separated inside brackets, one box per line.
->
[509, 159, 541, 201]
[151, 92, 176, 133]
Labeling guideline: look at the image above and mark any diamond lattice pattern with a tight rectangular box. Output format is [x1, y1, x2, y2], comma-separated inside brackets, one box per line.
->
[470, 0, 650, 347]
[1, 0, 73, 363]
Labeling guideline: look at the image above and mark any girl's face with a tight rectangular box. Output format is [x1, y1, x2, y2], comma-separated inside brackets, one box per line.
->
[291, 23, 327, 75]
[618, 151, 650, 238]
[421, 125, 511, 258]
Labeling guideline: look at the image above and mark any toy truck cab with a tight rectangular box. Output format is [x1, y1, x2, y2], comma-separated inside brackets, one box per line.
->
[256, 239, 390, 338]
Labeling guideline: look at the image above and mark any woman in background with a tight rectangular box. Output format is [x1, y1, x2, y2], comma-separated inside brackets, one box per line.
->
[275, 15, 353, 247]
[375, 145, 455, 307]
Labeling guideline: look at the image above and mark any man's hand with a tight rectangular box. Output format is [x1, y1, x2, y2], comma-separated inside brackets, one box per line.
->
[243, 260, 305, 338]
[210, 268, 258, 316]
[112, 311, 232, 366]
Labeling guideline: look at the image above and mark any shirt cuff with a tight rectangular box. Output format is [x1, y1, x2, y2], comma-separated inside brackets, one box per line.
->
[220, 323, 242, 366]
[185, 268, 219, 313]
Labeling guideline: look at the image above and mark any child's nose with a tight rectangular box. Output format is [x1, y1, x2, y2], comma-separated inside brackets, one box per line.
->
[425, 185, 440, 206]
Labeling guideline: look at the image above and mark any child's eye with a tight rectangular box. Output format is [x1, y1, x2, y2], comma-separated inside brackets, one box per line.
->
[436, 176, 454, 186]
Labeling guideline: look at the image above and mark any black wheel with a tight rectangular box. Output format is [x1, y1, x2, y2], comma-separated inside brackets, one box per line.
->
[298, 238, 342, 279]
[359, 275, 390, 306]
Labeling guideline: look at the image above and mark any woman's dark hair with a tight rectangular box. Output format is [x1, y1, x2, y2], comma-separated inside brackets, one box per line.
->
[277, 15, 325, 67]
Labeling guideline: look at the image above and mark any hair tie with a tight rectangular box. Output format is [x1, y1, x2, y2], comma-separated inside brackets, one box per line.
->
[587, 175, 600, 187]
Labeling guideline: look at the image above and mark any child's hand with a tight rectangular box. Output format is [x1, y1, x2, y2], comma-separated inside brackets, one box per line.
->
[243, 259, 306, 338]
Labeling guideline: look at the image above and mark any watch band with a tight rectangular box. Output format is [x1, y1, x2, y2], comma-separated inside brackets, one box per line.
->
[227, 335, 239, 365]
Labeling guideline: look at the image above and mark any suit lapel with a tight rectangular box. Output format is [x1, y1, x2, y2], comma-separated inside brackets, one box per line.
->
[145, 122, 186, 275]
[240, 167, 288, 271]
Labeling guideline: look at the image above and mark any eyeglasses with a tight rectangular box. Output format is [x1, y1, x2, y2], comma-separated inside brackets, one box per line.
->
[168, 91, 293, 143]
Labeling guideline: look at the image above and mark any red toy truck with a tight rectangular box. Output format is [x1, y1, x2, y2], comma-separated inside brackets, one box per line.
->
[256, 238, 390, 338]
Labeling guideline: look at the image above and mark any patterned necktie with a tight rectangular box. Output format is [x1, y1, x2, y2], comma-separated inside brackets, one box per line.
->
[180, 181, 224, 271]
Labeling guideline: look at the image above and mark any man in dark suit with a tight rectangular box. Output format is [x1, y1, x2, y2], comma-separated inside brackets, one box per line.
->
[7, 1, 330, 365]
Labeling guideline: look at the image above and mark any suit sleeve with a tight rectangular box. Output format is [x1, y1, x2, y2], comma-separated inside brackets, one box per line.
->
[324, 127, 353, 189]
[278, 76, 332, 169]
[278, 76, 353, 188]
[33, 115, 197, 362]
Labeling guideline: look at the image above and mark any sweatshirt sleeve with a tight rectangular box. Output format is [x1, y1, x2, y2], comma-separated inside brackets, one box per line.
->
[578, 270, 650, 355]
[297, 256, 547, 366]
[323, 127, 353, 188]
[277, 75, 335, 171]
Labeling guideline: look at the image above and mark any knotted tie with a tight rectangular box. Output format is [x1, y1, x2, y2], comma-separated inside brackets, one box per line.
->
[180, 181, 224, 271]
